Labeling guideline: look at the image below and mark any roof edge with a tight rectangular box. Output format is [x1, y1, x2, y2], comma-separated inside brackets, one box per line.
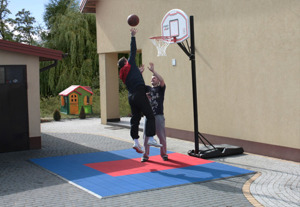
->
[80, 0, 97, 13]
[59, 85, 93, 96]
[0, 39, 63, 61]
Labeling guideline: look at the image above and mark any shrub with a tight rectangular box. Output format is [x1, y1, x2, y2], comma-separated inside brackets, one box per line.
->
[53, 109, 61, 121]
[79, 106, 86, 119]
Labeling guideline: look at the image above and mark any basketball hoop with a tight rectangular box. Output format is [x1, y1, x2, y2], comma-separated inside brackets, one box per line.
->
[150, 36, 176, 56]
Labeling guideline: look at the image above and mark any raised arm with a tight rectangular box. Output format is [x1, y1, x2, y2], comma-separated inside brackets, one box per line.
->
[148, 62, 165, 87]
[128, 28, 137, 64]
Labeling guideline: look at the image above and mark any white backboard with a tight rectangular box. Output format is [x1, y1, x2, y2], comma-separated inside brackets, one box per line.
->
[161, 9, 190, 43]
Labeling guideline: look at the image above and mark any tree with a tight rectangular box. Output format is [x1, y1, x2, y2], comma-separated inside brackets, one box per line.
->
[12, 9, 37, 45]
[44, 0, 77, 30]
[40, 0, 98, 97]
[0, 0, 14, 40]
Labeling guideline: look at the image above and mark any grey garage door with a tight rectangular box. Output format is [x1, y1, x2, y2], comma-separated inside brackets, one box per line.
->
[0, 65, 29, 152]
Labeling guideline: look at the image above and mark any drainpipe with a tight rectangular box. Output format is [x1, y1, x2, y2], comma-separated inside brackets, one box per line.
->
[40, 60, 57, 72]
[39, 53, 68, 73]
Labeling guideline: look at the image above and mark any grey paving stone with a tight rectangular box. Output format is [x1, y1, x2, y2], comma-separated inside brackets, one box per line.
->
[1, 118, 299, 207]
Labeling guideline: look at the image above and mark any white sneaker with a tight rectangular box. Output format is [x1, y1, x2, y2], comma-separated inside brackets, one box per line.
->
[147, 139, 163, 147]
[133, 143, 144, 153]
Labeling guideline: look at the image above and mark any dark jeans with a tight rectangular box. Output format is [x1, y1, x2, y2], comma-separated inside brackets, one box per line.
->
[128, 86, 156, 139]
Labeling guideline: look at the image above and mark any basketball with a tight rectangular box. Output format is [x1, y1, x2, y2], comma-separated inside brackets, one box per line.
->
[127, 14, 139, 27]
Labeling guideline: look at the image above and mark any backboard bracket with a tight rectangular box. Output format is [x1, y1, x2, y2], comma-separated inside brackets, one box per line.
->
[177, 40, 193, 60]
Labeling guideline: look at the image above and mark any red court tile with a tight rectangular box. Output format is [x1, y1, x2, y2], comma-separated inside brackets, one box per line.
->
[85, 153, 213, 176]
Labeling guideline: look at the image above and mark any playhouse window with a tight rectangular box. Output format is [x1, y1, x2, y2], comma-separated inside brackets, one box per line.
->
[70, 94, 78, 103]
[84, 96, 90, 105]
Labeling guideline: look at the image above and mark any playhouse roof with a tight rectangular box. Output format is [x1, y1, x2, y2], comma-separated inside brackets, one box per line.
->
[59, 85, 93, 96]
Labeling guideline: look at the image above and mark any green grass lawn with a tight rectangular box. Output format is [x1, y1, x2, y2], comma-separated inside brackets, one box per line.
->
[40, 89, 131, 121]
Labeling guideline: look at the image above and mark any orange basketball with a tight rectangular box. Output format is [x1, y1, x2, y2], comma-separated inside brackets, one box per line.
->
[127, 14, 139, 27]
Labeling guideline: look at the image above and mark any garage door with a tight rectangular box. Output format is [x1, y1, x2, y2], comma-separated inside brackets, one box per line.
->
[0, 65, 29, 152]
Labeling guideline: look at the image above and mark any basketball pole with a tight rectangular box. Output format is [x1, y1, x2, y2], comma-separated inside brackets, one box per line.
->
[177, 16, 199, 154]
[177, 15, 244, 159]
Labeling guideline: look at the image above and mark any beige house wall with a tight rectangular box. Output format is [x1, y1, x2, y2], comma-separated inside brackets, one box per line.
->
[99, 53, 120, 124]
[94, 0, 300, 150]
[0, 50, 41, 139]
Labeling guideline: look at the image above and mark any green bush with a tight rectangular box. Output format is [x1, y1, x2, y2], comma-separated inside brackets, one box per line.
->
[53, 109, 61, 121]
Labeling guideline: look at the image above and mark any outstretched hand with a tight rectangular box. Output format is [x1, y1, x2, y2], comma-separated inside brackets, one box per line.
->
[147, 62, 154, 73]
[130, 28, 137, 36]
[139, 64, 145, 73]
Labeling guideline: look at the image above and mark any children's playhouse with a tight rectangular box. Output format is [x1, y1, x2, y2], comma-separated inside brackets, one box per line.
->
[59, 85, 93, 115]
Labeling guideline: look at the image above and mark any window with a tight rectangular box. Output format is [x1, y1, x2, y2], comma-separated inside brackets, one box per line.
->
[64, 96, 67, 104]
[0, 67, 4, 84]
[6, 67, 24, 84]
[0, 65, 26, 84]
[84, 96, 89, 105]
[70, 93, 78, 103]
[84, 96, 93, 105]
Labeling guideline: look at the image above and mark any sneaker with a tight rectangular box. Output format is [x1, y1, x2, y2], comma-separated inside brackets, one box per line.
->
[141, 157, 149, 162]
[147, 139, 163, 147]
[133, 144, 144, 153]
[162, 156, 168, 161]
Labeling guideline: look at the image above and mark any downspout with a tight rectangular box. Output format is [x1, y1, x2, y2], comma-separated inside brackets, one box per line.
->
[40, 60, 57, 72]
[39, 53, 68, 73]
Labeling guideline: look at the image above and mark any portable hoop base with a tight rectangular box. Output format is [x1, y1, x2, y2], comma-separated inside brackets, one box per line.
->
[188, 144, 244, 159]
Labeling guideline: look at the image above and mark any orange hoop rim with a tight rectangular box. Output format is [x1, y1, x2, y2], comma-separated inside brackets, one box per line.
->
[149, 36, 176, 43]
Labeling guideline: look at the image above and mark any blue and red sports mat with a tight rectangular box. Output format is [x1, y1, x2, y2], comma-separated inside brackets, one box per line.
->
[31, 148, 254, 198]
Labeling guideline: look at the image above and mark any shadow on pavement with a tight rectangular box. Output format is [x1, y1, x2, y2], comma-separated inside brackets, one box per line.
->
[0, 133, 132, 196]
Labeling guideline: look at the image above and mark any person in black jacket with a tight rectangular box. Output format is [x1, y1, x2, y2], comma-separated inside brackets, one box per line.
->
[118, 28, 161, 153]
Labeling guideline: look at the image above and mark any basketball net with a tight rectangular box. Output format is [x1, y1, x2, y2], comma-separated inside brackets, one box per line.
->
[150, 36, 175, 56]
